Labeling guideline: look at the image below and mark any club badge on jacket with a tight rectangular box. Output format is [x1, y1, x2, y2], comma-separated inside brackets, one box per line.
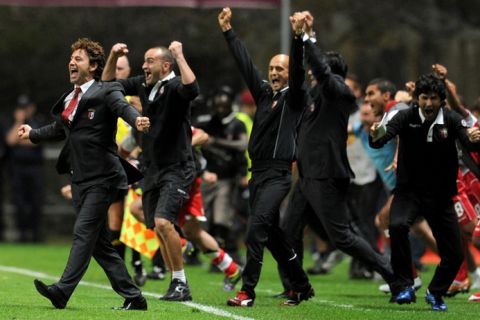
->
[439, 127, 448, 139]
[88, 109, 95, 120]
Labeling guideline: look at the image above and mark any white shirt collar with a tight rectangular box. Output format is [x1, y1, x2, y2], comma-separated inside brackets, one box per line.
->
[77, 79, 95, 94]
[273, 85, 289, 98]
[420, 107, 445, 142]
[160, 71, 176, 83]
[148, 71, 176, 101]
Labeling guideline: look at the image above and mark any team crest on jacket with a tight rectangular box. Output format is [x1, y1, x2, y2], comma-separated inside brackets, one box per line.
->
[439, 127, 448, 139]
[87, 108, 95, 120]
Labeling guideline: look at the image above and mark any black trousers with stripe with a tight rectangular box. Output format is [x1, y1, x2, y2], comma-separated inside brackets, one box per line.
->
[241, 167, 310, 298]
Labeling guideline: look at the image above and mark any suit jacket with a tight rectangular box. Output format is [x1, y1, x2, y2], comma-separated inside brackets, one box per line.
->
[30, 81, 143, 187]
[296, 40, 356, 180]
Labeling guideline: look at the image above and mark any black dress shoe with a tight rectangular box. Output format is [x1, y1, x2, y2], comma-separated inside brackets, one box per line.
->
[113, 295, 148, 310]
[33, 279, 67, 309]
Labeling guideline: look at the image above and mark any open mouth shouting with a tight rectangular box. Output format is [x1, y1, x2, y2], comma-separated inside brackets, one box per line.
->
[270, 78, 281, 90]
[69, 67, 78, 81]
[144, 71, 153, 84]
[422, 106, 439, 121]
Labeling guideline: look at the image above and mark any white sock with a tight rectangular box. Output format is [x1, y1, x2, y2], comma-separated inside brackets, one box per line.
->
[172, 270, 187, 283]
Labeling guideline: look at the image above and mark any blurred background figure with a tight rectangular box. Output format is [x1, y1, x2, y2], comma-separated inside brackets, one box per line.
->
[0, 118, 7, 241]
[6, 95, 45, 242]
[200, 85, 248, 265]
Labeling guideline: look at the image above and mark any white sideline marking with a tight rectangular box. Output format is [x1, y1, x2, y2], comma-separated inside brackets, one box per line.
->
[255, 288, 402, 313]
[0, 265, 254, 320]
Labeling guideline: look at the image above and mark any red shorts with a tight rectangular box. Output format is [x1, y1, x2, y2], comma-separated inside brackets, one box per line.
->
[454, 192, 478, 226]
[474, 219, 480, 238]
[178, 177, 206, 227]
[474, 221, 480, 238]
[462, 170, 480, 215]
[455, 173, 477, 226]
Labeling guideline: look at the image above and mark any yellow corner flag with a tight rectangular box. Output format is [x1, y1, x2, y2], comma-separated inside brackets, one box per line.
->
[120, 189, 160, 259]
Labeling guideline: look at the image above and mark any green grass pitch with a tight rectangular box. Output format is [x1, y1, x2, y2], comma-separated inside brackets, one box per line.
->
[1, 243, 479, 319]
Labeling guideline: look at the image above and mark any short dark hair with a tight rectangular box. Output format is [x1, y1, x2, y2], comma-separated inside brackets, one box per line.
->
[325, 51, 348, 78]
[71, 38, 105, 80]
[367, 78, 396, 100]
[152, 46, 175, 71]
[413, 73, 447, 101]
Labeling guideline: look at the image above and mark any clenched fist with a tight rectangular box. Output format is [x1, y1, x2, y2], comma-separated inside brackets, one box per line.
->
[135, 116, 150, 133]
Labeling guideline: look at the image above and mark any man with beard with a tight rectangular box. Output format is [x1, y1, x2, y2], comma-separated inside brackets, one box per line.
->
[102, 41, 199, 301]
[370, 73, 480, 311]
[18, 38, 150, 310]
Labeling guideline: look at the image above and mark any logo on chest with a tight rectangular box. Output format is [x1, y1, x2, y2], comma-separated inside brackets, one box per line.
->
[87, 108, 95, 120]
[438, 127, 448, 139]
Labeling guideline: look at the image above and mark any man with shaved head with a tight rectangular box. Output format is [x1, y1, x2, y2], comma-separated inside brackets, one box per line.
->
[218, 7, 313, 307]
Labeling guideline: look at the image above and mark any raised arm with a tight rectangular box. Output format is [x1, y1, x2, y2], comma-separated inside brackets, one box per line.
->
[218, 7, 266, 101]
[169, 41, 196, 85]
[102, 43, 128, 81]
[432, 63, 469, 118]
[288, 12, 308, 110]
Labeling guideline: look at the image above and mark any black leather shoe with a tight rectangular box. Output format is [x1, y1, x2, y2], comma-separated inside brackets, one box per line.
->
[282, 285, 315, 306]
[113, 295, 148, 311]
[34, 279, 67, 309]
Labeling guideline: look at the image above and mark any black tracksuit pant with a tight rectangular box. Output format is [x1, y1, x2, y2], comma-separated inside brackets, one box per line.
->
[299, 177, 395, 284]
[277, 181, 332, 291]
[241, 166, 309, 298]
[389, 190, 463, 297]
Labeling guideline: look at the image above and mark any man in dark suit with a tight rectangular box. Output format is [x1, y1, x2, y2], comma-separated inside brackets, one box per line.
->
[18, 38, 150, 310]
[290, 12, 396, 288]
[102, 41, 199, 301]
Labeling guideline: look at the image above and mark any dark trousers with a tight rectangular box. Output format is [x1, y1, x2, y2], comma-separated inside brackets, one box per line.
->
[389, 191, 463, 296]
[278, 181, 331, 290]
[56, 184, 141, 300]
[241, 168, 309, 298]
[299, 177, 395, 284]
